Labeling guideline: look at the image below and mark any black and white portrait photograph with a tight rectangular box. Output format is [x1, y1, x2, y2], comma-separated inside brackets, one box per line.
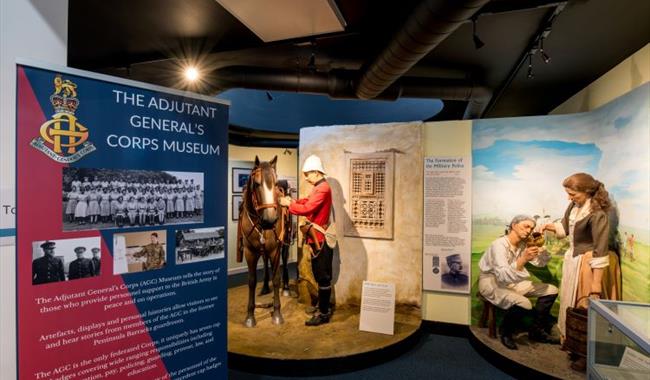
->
[32, 237, 101, 285]
[62, 167, 204, 231]
[232, 167, 250, 193]
[232, 195, 243, 221]
[113, 230, 167, 275]
[440, 253, 469, 290]
[175, 227, 225, 264]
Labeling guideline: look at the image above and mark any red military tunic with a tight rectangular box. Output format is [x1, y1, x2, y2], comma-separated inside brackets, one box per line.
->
[288, 179, 331, 244]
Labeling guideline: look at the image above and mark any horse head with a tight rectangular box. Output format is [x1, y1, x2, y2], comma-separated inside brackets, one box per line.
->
[249, 155, 279, 229]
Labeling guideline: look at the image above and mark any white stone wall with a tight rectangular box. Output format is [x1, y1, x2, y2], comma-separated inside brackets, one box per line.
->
[299, 122, 423, 306]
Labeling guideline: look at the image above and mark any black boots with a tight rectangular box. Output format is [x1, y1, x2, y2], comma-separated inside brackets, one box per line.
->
[499, 305, 527, 350]
[305, 312, 331, 326]
[529, 294, 560, 344]
[499, 295, 559, 349]
[305, 287, 332, 326]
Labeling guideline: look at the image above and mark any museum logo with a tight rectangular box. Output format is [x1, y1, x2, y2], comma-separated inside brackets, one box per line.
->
[30, 75, 96, 163]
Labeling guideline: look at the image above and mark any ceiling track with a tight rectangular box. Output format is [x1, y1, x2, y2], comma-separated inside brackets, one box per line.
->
[481, 2, 567, 117]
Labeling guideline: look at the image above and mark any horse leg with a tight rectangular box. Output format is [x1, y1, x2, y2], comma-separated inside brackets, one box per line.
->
[244, 249, 259, 328]
[259, 254, 271, 295]
[281, 244, 291, 297]
[270, 247, 284, 325]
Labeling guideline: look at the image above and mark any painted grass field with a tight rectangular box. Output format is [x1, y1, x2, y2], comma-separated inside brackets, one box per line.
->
[470, 223, 649, 326]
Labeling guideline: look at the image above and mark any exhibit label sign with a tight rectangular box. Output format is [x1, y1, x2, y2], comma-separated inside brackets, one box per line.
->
[422, 156, 471, 293]
[15, 62, 229, 379]
[359, 281, 395, 335]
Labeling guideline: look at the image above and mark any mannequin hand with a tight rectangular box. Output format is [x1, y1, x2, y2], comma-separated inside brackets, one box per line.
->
[524, 246, 539, 261]
[279, 196, 292, 207]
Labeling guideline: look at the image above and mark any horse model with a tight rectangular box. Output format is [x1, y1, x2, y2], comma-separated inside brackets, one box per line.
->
[236, 156, 287, 327]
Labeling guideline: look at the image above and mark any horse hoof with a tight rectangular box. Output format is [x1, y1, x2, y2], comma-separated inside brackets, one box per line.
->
[282, 289, 291, 297]
[244, 317, 256, 328]
[259, 288, 271, 296]
[271, 313, 284, 325]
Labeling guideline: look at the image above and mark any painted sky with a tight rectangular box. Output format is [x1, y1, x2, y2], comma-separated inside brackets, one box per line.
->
[472, 83, 650, 233]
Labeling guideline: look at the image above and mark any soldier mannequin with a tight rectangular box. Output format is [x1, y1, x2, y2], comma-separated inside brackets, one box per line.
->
[68, 246, 95, 280]
[32, 241, 65, 285]
[279, 155, 333, 326]
[134, 232, 166, 270]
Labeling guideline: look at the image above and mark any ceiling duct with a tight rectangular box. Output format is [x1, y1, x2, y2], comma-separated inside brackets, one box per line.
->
[207, 0, 496, 119]
[355, 0, 491, 101]
[212, 66, 490, 119]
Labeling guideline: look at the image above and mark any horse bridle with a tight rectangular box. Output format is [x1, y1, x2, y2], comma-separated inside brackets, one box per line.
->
[249, 167, 283, 213]
[243, 167, 288, 245]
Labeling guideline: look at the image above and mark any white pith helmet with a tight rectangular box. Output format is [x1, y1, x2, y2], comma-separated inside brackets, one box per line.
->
[302, 154, 326, 175]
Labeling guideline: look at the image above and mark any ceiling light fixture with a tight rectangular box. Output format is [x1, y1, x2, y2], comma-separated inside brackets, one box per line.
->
[472, 17, 485, 50]
[526, 53, 534, 79]
[540, 38, 551, 64]
[184, 66, 200, 82]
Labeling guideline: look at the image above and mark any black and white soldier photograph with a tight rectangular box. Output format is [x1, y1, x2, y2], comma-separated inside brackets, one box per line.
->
[32, 237, 101, 285]
[175, 227, 225, 264]
[62, 167, 204, 231]
[441, 253, 469, 290]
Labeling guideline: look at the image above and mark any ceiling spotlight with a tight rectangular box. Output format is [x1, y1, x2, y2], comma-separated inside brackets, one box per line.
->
[184, 66, 199, 81]
[540, 38, 551, 64]
[527, 53, 534, 79]
[472, 17, 485, 50]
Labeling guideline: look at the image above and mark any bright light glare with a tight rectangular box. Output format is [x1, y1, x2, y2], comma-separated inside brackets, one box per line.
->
[185, 67, 199, 81]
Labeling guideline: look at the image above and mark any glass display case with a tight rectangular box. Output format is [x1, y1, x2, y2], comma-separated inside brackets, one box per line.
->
[588, 299, 649, 380]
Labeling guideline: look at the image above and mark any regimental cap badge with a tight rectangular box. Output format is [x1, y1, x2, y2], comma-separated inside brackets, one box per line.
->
[30, 74, 96, 163]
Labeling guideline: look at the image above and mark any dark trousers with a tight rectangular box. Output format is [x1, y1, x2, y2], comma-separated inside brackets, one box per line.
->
[310, 242, 333, 314]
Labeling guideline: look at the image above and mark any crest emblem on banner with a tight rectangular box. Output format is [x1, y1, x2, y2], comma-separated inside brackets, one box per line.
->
[30, 75, 96, 163]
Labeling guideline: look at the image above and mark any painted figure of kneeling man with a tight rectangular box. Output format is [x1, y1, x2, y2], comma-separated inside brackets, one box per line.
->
[478, 215, 559, 350]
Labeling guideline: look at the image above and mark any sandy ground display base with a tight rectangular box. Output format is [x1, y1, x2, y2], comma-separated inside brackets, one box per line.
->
[228, 282, 421, 360]
[470, 326, 585, 379]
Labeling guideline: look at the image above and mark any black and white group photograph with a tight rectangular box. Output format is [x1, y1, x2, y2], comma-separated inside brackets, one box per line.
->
[62, 168, 204, 231]
[175, 227, 225, 264]
[32, 237, 101, 285]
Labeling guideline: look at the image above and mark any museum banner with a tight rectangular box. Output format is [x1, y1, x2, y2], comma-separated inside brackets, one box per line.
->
[15, 61, 229, 379]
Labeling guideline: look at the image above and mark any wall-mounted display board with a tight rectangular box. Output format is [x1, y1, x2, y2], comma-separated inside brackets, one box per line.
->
[422, 156, 471, 293]
[15, 61, 229, 380]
